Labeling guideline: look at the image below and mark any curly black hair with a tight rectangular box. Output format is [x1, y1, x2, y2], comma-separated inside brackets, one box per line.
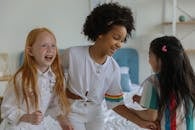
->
[83, 2, 135, 42]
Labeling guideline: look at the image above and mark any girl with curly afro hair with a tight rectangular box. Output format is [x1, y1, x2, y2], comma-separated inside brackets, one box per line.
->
[61, 2, 157, 130]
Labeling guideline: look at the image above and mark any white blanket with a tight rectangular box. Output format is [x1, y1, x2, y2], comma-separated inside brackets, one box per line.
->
[103, 86, 149, 130]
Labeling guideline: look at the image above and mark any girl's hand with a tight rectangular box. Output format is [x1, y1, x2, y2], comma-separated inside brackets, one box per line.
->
[57, 115, 74, 130]
[155, 120, 161, 130]
[132, 94, 141, 103]
[20, 110, 43, 125]
[139, 120, 157, 130]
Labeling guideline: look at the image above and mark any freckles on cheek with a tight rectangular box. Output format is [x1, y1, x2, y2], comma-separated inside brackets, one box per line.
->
[41, 49, 46, 52]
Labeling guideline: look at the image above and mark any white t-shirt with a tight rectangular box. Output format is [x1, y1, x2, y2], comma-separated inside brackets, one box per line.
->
[140, 74, 195, 130]
[61, 45, 124, 109]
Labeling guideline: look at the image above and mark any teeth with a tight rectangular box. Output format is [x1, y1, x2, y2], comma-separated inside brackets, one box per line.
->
[45, 55, 52, 58]
[45, 56, 53, 60]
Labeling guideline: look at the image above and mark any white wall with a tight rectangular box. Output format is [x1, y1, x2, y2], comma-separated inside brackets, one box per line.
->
[0, 0, 90, 73]
[0, 0, 195, 83]
[128, 0, 195, 82]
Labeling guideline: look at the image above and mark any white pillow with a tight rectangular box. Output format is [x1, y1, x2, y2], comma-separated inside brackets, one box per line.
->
[120, 66, 129, 74]
[120, 66, 132, 92]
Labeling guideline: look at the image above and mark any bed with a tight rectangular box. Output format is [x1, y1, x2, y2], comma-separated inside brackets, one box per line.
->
[103, 88, 147, 130]
[18, 48, 147, 129]
[103, 48, 148, 130]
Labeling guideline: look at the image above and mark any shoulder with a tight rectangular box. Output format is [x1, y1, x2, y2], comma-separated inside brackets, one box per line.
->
[108, 56, 120, 72]
[61, 46, 89, 61]
[67, 46, 89, 61]
[145, 74, 159, 82]
[68, 46, 89, 54]
[13, 71, 22, 82]
[141, 74, 160, 89]
[7, 71, 22, 90]
[61, 46, 88, 55]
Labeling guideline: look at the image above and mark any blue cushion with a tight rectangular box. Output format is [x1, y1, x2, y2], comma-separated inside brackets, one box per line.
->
[113, 48, 139, 84]
[19, 52, 24, 66]
[120, 66, 132, 92]
[121, 73, 131, 92]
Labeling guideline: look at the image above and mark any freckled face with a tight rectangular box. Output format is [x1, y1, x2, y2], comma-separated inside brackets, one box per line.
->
[29, 31, 57, 72]
[97, 25, 127, 56]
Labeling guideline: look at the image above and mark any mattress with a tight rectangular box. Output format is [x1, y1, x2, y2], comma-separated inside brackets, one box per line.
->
[103, 85, 148, 130]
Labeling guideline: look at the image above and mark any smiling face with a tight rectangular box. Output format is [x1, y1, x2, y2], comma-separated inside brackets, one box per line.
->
[96, 25, 127, 56]
[28, 31, 57, 72]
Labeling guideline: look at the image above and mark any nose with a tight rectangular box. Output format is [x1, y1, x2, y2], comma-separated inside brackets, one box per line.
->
[47, 46, 55, 52]
[116, 42, 123, 49]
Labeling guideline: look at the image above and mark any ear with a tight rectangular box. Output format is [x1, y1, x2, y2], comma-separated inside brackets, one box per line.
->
[26, 47, 33, 56]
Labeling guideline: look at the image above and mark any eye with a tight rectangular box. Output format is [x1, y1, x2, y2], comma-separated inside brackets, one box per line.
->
[51, 44, 56, 48]
[41, 44, 47, 47]
[121, 39, 125, 43]
[113, 35, 120, 40]
[113, 34, 125, 43]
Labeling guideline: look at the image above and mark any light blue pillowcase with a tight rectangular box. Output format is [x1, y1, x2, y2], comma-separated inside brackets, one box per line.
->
[120, 66, 132, 92]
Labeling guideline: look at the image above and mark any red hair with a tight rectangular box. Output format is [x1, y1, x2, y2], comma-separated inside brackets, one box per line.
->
[12, 27, 70, 114]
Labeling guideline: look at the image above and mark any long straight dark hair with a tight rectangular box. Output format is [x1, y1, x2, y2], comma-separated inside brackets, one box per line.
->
[149, 36, 195, 117]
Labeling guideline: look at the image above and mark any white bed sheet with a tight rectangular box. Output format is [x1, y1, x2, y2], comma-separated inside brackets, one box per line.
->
[103, 85, 149, 130]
